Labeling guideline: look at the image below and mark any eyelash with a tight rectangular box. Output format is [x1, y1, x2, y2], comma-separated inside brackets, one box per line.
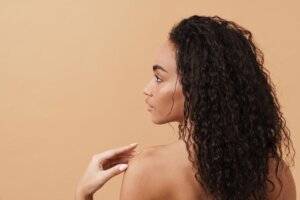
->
[154, 75, 162, 83]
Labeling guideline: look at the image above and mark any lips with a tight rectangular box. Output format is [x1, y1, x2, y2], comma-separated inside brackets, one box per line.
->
[147, 104, 154, 108]
[145, 99, 154, 109]
[147, 106, 154, 112]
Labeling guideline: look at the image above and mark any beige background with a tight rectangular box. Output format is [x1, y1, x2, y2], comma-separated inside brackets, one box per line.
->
[0, 0, 299, 199]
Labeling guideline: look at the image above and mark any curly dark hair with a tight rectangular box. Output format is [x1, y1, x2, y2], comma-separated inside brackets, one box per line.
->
[168, 15, 295, 200]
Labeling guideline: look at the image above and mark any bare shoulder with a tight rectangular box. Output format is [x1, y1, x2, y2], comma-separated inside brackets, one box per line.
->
[266, 158, 296, 200]
[119, 145, 173, 200]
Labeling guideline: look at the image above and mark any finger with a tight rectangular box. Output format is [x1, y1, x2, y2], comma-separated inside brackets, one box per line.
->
[102, 157, 130, 170]
[101, 143, 138, 159]
[113, 151, 140, 160]
[112, 151, 139, 159]
[101, 164, 129, 181]
[109, 157, 131, 166]
[98, 143, 139, 162]
[106, 151, 139, 164]
[109, 152, 139, 166]
[105, 152, 139, 167]
[101, 151, 139, 170]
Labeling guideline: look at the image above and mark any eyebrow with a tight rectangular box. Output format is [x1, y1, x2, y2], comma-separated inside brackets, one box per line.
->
[153, 65, 168, 73]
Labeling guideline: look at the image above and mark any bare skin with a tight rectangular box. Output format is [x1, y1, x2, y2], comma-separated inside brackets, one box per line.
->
[75, 143, 138, 200]
[120, 140, 296, 200]
[120, 41, 208, 199]
[77, 40, 296, 199]
[119, 40, 296, 200]
[120, 139, 209, 200]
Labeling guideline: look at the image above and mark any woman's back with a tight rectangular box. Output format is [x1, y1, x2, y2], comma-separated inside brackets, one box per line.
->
[120, 140, 296, 200]
[120, 139, 207, 200]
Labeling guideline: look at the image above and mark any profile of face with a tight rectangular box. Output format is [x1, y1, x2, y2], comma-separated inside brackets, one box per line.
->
[143, 40, 185, 124]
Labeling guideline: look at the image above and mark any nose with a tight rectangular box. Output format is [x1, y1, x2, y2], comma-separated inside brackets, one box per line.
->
[143, 80, 153, 97]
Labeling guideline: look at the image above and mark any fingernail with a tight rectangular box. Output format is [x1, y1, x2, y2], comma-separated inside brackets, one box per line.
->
[129, 143, 138, 146]
[119, 164, 128, 171]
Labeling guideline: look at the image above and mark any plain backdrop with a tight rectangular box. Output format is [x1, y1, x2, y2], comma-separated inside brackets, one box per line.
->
[0, 0, 299, 199]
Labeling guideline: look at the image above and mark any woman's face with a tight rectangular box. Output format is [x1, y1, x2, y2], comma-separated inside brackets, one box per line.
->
[143, 40, 185, 124]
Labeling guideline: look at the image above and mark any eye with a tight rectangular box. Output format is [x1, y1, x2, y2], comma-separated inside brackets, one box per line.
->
[154, 75, 162, 83]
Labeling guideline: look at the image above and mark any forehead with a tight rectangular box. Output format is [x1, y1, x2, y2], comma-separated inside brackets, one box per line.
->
[154, 41, 177, 73]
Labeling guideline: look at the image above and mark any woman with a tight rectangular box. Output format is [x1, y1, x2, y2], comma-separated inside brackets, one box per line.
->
[120, 16, 296, 200]
[78, 15, 296, 200]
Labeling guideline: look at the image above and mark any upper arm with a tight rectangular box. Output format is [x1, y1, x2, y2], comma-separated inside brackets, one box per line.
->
[119, 150, 171, 200]
[266, 159, 296, 200]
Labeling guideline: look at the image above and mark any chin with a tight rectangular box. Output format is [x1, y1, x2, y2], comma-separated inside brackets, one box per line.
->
[151, 119, 165, 125]
[151, 116, 177, 125]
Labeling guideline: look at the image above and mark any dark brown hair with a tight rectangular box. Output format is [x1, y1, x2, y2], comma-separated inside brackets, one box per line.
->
[169, 15, 295, 200]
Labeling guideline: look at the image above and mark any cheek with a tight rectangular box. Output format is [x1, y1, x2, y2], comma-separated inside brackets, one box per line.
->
[153, 84, 174, 110]
[152, 83, 185, 122]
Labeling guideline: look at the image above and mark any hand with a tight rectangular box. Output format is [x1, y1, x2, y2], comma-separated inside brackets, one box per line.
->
[75, 143, 139, 200]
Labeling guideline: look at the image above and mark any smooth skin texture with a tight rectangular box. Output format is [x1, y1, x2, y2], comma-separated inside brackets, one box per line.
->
[119, 40, 296, 200]
[144, 41, 185, 125]
[120, 140, 208, 200]
[75, 143, 138, 200]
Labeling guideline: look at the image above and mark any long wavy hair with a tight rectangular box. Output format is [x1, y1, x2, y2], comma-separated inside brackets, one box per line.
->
[168, 15, 295, 200]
